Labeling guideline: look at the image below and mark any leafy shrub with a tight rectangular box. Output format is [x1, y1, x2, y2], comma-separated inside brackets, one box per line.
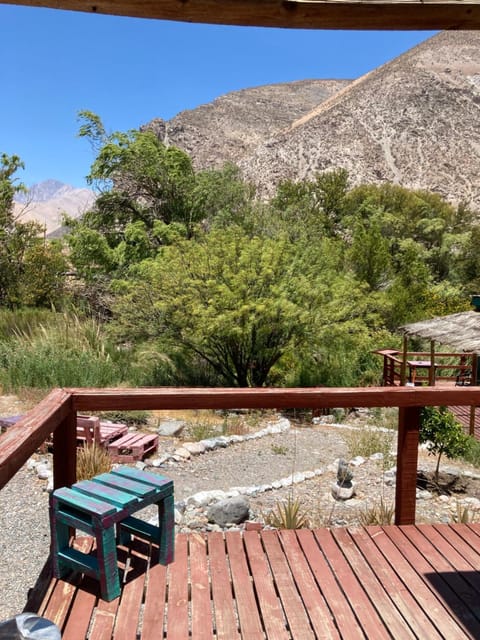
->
[420, 407, 470, 483]
[461, 436, 480, 468]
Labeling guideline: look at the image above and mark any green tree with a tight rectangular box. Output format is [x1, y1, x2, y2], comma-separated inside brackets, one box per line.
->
[420, 406, 469, 484]
[77, 110, 196, 240]
[112, 228, 315, 387]
[0, 153, 65, 308]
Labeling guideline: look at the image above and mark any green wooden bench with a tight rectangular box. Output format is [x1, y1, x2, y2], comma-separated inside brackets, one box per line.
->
[49, 466, 174, 601]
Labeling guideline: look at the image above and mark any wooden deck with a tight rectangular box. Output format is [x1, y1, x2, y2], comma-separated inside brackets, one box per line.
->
[450, 406, 480, 440]
[35, 525, 480, 639]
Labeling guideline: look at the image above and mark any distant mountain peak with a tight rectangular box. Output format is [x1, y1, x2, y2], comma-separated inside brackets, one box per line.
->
[14, 179, 82, 204]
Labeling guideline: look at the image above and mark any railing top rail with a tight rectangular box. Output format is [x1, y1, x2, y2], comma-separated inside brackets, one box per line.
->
[3, 384, 480, 491]
[0, 388, 71, 490]
[69, 385, 480, 411]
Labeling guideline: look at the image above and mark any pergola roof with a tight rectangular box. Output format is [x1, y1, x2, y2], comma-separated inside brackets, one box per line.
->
[3, 0, 480, 30]
[400, 311, 480, 352]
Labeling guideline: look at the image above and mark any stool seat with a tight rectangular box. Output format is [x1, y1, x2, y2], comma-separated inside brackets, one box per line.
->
[49, 466, 174, 601]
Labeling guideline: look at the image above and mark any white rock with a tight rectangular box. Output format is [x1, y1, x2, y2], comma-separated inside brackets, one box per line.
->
[27, 458, 37, 471]
[188, 490, 227, 507]
[292, 472, 306, 484]
[200, 439, 217, 450]
[370, 452, 384, 461]
[280, 477, 293, 487]
[272, 480, 283, 489]
[36, 464, 51, 480]
[350, 456, 366, 467]
[304, 471, 316, 479]
[135, 461, 146, 470]
[313, 469, 324, 476]
[174, 447, 191, 460]
[183, 442, 206, 455]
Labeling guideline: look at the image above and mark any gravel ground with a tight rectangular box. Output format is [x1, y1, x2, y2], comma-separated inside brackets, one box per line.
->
[2, 411, 480, 620]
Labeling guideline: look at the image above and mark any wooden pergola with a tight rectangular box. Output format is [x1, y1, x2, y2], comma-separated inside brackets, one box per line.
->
[2, 0, 480, 30]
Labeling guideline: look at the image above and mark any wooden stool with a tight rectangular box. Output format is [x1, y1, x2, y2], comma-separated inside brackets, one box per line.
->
[49, 466, 174, 601]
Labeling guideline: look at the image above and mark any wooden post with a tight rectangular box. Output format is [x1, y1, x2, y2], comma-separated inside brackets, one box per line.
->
[429, 340, 435, 386]
[400, 335, 408, 386]
[53, 408, 77, 490]
[470, 406, 476, 437]
[472, 353, 478, 386]
[395, 406, 421, 525]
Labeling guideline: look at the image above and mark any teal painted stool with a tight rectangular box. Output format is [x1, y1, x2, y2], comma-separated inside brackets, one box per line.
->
[49, 466, 174, 601]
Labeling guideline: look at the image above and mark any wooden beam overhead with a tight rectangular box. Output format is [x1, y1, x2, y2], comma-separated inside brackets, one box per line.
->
[3, 0, 480, 30]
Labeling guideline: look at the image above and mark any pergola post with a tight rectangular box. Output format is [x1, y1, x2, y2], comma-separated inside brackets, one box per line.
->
[400, 335, 408, 385]
[395, 406, 421, 525]
[429, 340, 436, 386]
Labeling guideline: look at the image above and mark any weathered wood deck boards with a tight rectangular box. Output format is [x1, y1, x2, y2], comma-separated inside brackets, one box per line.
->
[36, 525, 480, 639]
[450, 405, 480, 440]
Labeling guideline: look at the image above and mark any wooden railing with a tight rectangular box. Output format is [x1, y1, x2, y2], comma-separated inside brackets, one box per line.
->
[2, 386, 480, 527]
[376, 350, 477, 387]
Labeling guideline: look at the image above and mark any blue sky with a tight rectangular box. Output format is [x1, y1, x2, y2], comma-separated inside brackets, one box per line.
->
[0, 5, 436, 188]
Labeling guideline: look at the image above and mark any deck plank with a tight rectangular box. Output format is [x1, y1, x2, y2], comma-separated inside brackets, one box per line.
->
[313, 528, 391, 639]
[296, 529, 365, 639]
[189, 533, 214, 640]
[89, 597, 119, 640]
[243, 530, 290, 640]
[262, 529, 315, 639]
[208, 531, 240, 640]
[165, 534, 189, 640]
[332, 527, 416, 639]
[32, 525, 480, 639]
[381, 525, 474, 638]
[113, 541, 148, 640]
[225, 531, 264, 640]
[397, 525, 480, 633]
[61, 576, 97, 640]
[351, 527, 443, 639]
[279, 530, 340, 639]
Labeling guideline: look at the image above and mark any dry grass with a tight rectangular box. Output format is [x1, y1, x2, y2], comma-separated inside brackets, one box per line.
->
[264, 495, 310, 529]
[358, 498, 395, 526]
[77, 444, 111, 481]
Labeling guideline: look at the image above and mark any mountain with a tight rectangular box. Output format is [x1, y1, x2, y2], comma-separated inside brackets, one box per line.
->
[13, 181, 95, 234]
[145, 31, 480, 210]
[142, 79, 351, 171]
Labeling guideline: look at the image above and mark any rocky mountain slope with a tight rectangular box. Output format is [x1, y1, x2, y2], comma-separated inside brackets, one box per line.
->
[146, 31, 480, 210]
[143, 79, 351, 171]
[13, 181, 95, 234]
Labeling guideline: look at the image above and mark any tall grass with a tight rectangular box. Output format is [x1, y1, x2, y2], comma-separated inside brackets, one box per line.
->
[0, 312, 131, 390]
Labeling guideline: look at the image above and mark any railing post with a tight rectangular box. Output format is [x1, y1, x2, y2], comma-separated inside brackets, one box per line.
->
[395, 406, 421, 525]
[53, 407, 77, 490]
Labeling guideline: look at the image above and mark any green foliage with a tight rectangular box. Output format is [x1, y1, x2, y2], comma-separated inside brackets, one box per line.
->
[113, 227, 315, 386]
[0, 313, 130, 390]
[264, 495, 310, 529]
[420, 407, 470, 483]
[461, 436, 480, 468]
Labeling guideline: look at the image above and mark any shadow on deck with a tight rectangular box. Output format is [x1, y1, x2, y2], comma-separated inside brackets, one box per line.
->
[33, 525, 480, 639]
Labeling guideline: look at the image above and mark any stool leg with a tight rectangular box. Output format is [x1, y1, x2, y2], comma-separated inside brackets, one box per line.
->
[49, 498, 71, 579]
[157, 494, 175, 565]
[94, 523, 121, 601]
